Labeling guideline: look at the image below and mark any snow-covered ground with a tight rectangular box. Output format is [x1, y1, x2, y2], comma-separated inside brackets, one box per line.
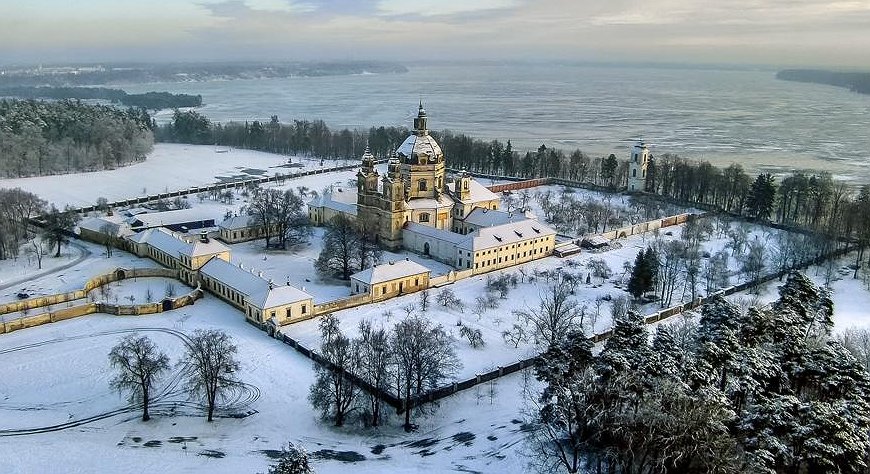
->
[229, 229, 455, 303]
[0, 240, 161, 305]
[0, 144, 349, 208]
[0, 295, 531, 474]
[0, 242, 84, 290]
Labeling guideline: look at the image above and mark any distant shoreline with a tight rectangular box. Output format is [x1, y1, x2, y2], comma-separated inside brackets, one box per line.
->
[776, 69, 870, 95]
[0, 61, 409, 87]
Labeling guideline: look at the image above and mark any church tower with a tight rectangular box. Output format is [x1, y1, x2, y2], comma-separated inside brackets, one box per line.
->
[627, 141, 650, 192]
[397, 102, 446, 200]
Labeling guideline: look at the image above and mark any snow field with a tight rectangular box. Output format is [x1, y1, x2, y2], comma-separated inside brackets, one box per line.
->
[0, 143, 346, 208]
[0, 294, 530, 474]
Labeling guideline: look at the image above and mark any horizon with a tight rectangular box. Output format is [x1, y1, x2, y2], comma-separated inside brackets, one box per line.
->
[3, 0, 868, 69]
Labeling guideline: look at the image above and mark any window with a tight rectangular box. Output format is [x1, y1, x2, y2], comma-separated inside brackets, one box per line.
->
[419, 213, 430, 223]
[415, 278, 419, 286]
[632, 169, 637, 177]
[301, 305, 307, 314]
[286, 308, 292, 319]
[270, 311, 276, 320]
[418, 179, 427, 191]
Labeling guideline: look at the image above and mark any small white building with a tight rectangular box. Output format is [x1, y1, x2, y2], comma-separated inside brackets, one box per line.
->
[628, 141, 650, 192]
[308, 187, 358, 225]
[126, 228, 231, 284]
[217, 214, 280, 244]
[350, 259, 431, 302]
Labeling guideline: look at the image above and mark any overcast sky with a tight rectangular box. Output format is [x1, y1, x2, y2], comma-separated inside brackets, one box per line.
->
[2, 0, 868, 67]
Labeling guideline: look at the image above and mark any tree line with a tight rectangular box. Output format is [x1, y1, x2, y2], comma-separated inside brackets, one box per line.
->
[529, 273, 870, 473]
[0, 187, 80, 263]
[0, 86, 202, 109]
[157, 110, 870, 244]
[0, 99, 154, 178]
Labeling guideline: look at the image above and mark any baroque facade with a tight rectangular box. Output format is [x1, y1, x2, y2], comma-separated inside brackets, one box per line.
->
[353, 103, 500, 249]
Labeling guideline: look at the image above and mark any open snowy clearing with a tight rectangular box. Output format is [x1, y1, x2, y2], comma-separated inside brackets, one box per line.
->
[0, 240, 161, 306]
[0, 295, 532, 474]
[0, 144, 350, 208]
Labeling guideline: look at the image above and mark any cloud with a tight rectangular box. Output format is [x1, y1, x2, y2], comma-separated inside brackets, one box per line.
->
[0, 0, 867, 66]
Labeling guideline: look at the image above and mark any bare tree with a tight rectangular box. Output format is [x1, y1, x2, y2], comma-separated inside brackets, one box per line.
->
[26, 239, 46, 269]
[502, 323, 528, 348]
[309, 314, 359, 427]
[99, 222, 120, 257]
[419, 289, 431, 312]
[108, 334, 170, 421]
[182, 329, 243, 422]
[514, 283, 584, 347]
[391, 314, 460, 431]
[356, 320, 390, 427]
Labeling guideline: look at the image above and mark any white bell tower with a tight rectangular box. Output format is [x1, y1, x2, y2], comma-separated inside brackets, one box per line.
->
[627, 141, 650, 192]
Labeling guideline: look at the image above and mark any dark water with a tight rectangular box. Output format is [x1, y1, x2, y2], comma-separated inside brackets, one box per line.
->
[123, 63, 870, 183]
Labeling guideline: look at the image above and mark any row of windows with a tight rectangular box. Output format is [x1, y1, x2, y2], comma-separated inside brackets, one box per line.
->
[471, 245, 552, 270]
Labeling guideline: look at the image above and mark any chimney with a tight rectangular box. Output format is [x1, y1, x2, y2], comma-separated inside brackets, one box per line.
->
[258, 271, 263, 278]
[200, 229, 209, 243]
[239, 262, 244, 270]
[268, 279, 274, 289]
[406, 257, 410, 261]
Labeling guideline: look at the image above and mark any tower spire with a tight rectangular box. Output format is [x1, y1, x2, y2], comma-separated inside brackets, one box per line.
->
[413, 101, 428, 136]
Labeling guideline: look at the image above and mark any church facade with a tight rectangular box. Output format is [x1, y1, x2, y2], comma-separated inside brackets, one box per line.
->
[308, 104, 557, 274]
[350, 103, 500, 249]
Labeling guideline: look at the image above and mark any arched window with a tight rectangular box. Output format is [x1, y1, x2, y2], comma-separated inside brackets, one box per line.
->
[632, 169, 637, 177]
[419, 213, 430, 223]
[419, 179, 427, 191]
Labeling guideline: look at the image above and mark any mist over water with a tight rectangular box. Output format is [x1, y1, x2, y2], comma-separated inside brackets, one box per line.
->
[123, 63, 870, 183]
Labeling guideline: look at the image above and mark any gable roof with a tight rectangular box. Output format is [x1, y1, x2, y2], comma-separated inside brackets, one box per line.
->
[403, 222, 467, 245]
[447, 179, 499, 204]
[309, 188, 358, 216]
[351, 259, 431, 285]
[457, 219, 557, 252]
[200, 258, 312, 309]
[219, 214, 255, 230]
[463, 207, 527, 228]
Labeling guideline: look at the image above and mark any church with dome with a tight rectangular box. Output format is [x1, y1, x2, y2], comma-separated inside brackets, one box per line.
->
[309, 103, 557, 274]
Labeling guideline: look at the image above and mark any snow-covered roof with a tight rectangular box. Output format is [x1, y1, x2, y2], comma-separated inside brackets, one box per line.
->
[219, 214, 255, 230]
[309, 188, 358, 216]
[447, 179, 499, 204]
[200, 258, 312, 310]
[351, 259, 431, 285]
[458, 219, 557, 252]
[397, 133, 443, 161]
[123, 207, 150, 217]
[78, 216, 129, 236]
[250, 285, 313, 310]
[405, 194, 454, 210]
[179, 237, 229, 258]
[463, 208, 528, 228]
[130, 208, 219, 229]
[403, 222, 468, 244]
[134, 228, 190, 256]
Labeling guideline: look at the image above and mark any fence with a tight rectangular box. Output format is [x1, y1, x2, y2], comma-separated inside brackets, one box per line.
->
[0, 267, 180, 316]
[600, 213, 695, 241]
[487, 178, 549, 193]
[0, 286, 203, 335]
[398, 241, 857, 412]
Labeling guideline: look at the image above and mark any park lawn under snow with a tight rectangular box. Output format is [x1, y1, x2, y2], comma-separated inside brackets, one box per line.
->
[0, 144, 344, 208]
[0, 240, 161, 306]
[0, 294, 533, 474]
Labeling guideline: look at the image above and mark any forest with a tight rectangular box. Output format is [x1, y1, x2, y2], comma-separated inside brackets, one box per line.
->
[0, 99, 154, 178]
[0, 86, 202, 109]
[777, 69, 870, 95]
[157, 110, 870, 242]
[0, 61, 408, 86]
[530, 273, 870, 473]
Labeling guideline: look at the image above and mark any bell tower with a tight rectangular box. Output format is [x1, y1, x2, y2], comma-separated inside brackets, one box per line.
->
[627, 141, 650, 192]
[413, 101, 428, 136]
